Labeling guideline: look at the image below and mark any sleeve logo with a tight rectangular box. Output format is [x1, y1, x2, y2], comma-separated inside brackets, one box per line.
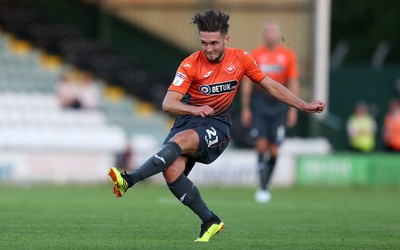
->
[173, 72, 186, 86]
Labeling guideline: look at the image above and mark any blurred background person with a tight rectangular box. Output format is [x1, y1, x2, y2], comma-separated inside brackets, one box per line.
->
[56, 71, 99, 110]
[240, 21, 300, 203]
[115, 141, 134, 172]
[383, 99, 400, 151]
[76, 71, 100, 110]
[346, 101, 377, 152]
[56, 74, 81, 109]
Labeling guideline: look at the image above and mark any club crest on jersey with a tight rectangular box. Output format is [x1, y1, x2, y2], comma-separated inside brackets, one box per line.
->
[226, 63, 236, 74]
[199, 80, 238, 95]
[173, 72, 186, 86]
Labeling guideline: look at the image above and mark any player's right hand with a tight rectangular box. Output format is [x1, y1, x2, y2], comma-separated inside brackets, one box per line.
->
[241, 107, 252, 128]
[193, 105, 214, 117]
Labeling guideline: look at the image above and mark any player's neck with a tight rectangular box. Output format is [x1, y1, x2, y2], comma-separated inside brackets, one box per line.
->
[216, 50, 226, 63]
[265, 43, 278, 51]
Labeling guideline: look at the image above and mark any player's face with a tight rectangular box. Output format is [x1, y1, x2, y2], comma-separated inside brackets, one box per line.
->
[263, 23, 281, 47]
[199, 31, 229, 63]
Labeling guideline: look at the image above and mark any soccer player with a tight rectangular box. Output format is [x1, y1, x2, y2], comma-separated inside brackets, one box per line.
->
[240, 21, 300, 203]
[108, 10, 325, 242]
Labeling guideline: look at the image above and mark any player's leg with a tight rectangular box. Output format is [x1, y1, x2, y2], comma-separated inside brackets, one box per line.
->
[164, 157, 223, 242]
[265, 143, 278, 187]
[109, 129, 198, 197]
[255, 137, 269, 191]
[172, 121, 227, 242]
[250, 112, 272, 202]
[108, 140, 182, 197]
[253, 137, 273, 203]
[164, 156, 217, 226]
[264, 117, 286, 189]
[259, 119, 286, 202]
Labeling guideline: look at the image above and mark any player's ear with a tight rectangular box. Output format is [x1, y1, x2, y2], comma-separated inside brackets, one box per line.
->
[224, 35, 230, 44]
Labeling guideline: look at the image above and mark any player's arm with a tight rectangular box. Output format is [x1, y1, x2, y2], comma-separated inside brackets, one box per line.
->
[257, 76, 325, 113]
[240, 76, 253, 128]
[286, 50, 300, 127]
[162, 90, 214, 117]
[286, 78, 300, 128]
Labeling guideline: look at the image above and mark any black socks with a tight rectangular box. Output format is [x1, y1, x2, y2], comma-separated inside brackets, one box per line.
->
[257, 153, 277, 190]
[258, 153, 268, 190]
[128, 141, 182, 185]
[167, 174, 213, 223]
[125, 140, 215, 223]
[265, 156, 276, 186]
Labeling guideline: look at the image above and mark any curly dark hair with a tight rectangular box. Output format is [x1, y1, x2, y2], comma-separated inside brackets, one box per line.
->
[191, 10, 230, 36]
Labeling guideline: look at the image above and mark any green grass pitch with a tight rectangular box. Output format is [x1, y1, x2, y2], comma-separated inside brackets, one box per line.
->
[1, 183, 399, 249]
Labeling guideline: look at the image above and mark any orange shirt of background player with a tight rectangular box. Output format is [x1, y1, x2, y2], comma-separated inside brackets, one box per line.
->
[250, 44, 298, 86]
[384, 111, 400, 150]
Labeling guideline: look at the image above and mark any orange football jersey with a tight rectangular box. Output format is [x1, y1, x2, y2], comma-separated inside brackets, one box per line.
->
[169, 48, 266, 116]
[250, 44, 298, 86]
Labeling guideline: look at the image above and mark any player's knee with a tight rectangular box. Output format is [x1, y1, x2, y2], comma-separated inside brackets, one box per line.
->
[269, 145, 278, 157]
[171, 130, 198, 149]
[163, 160, 185, 182]
[256, 138, 269, 152]
[256, 144, 268, 153]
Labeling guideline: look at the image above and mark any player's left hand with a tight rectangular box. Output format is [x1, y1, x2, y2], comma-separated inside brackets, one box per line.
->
[304, 100, 326, 113]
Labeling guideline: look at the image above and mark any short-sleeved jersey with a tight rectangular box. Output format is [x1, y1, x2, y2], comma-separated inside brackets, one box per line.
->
[169, 48, 266, 120]
[250, 44, 298, 86]
[250, 45, 299, 114]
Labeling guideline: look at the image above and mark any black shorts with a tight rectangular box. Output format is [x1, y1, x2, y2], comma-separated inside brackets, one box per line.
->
[251, 99, 288, 145]
[163, 115, 231, 174]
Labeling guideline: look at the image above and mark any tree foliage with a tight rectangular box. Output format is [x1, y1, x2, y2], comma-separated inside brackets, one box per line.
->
[331, 0, 400, 65]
